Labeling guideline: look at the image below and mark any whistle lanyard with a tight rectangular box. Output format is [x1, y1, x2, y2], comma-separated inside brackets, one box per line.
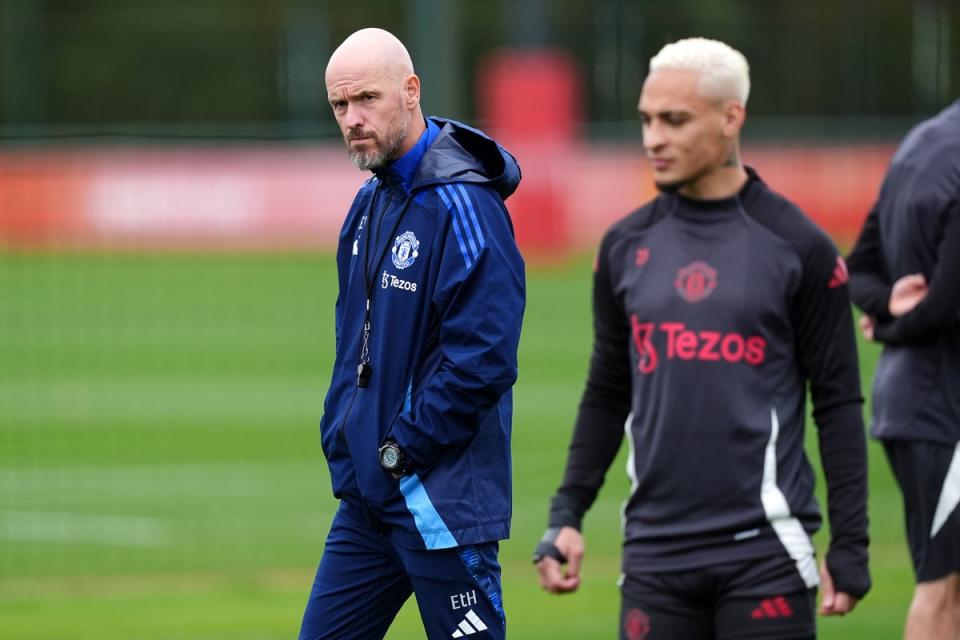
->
[357, 180, 414, 387]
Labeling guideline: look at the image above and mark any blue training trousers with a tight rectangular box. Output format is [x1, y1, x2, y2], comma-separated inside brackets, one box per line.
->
[298, 500, 506, 639]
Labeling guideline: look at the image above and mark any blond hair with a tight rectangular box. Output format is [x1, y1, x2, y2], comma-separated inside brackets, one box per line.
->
[649, 37, 750, 105]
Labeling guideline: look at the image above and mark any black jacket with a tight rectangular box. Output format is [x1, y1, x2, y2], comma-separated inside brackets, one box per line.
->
[847, 101, 960, 444]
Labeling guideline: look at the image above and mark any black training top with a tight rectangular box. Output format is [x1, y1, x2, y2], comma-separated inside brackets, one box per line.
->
[846, 100, 960, 445]
[548, 167, 871, 598]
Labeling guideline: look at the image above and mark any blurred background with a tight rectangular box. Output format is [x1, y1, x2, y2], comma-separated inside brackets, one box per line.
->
[1, 1, 957, 638]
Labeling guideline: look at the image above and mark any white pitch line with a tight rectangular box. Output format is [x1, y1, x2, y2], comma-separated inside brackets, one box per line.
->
[0, 510, 169, 547]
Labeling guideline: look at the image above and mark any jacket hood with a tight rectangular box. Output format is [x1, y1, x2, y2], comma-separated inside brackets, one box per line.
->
[410, 117, 521, 201]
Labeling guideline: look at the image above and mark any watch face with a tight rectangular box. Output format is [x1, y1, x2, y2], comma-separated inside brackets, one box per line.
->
[381, 446, 400, 469]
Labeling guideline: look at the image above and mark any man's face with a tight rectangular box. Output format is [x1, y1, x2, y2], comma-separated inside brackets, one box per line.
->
[326, 65, 411, 171]
[638, 69, 735, 192]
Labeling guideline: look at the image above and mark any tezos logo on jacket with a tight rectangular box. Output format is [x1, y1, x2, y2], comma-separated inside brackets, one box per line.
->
[675, 261, 717, 303]
[392, 231, 420, 269]
[382, 271, 418, 292]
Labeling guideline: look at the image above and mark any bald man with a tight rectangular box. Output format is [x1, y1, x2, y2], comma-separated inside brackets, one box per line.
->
[298, 28, 524, 640]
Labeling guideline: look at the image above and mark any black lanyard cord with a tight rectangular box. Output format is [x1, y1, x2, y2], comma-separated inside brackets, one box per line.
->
[357, 180, 415, 387]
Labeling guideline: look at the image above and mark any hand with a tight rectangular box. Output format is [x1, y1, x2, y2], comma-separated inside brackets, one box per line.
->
[536, 526, 584, 594]
[818, 560, 858, 616]
[889, 273, 927, 316]
[858, 314, 875, 341]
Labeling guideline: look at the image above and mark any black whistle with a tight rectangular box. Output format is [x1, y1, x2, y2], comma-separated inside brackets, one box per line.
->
[357, 362, 372, 388]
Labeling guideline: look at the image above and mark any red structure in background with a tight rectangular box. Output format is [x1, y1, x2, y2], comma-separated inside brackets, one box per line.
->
[0, 153, 88, 246]
[0, 147, 365, 250]
[477, 50, 581, 257]
[477, 50, 580, 142]
[0, 143, 893, 252]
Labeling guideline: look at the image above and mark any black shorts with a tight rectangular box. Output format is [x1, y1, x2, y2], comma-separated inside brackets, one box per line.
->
[883, 439, 960, 582]
[619, 554, 816, 640]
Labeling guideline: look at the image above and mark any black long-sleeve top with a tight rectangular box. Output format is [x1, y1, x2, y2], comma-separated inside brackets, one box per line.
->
[548, 168, 871, 598]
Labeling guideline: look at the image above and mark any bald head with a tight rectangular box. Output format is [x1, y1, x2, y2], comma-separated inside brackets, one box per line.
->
[326, 28, 414, 86]
[325, 28, 425, 171]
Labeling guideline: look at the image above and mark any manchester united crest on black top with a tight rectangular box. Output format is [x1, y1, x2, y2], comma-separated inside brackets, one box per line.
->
[675, 260, 717, 303]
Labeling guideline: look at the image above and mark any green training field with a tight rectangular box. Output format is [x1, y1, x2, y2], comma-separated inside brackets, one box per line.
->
[0, 253, 910, 639]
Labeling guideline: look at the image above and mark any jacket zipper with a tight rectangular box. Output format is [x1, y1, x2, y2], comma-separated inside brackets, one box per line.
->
[335, 187, 392, 447]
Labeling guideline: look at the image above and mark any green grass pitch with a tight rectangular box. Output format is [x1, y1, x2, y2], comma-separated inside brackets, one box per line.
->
[0, 252, 910, 638]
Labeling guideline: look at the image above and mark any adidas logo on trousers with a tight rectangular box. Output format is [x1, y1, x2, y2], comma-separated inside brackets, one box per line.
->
[451, 609, 488, 637]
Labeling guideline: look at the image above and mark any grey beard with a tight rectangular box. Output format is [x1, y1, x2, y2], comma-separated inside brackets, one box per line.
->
[349, 147, 391, 171]
[348, 119, 409, 171]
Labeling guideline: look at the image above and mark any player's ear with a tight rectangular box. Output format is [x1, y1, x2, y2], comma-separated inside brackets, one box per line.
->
[722, 100, 745, 138]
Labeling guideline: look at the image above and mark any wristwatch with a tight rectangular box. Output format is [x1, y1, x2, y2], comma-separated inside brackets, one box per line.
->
[379, 439, 409, 479]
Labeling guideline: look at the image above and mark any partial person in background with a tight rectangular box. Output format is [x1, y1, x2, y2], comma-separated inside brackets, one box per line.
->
[534, 37, 871, 639]
[298, 27, 525, 640]
[846, 100, 960, 640]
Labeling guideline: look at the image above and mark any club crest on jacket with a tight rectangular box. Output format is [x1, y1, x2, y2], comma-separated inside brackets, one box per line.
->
[392, 231, 420, 269]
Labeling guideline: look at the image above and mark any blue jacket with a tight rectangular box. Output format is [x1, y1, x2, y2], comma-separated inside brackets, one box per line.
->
[319, 117, 525, 550]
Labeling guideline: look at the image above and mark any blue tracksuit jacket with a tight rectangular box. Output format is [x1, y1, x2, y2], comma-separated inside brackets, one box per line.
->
[319, 117, 525, 550]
